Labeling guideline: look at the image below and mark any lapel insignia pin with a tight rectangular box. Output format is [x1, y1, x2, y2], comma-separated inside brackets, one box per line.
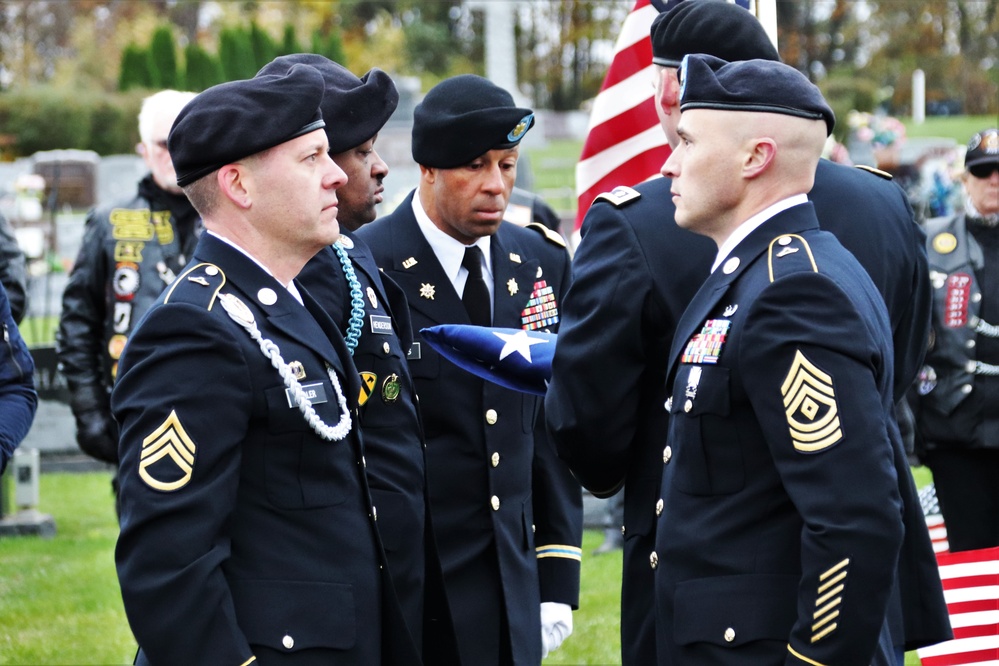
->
[510, 253, 522, 263]
[367, 286, 378, 309]
[723, 304, 738, 316]
[402, 257, 418, 269]
[382, 373, 401, 403]
[508, 278, 519, 295]
[288, 361, 306, 380]
[536, 266, 543, 279]
[419, 283, 436, 300]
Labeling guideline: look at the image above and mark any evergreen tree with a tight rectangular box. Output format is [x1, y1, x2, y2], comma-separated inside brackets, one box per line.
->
[277, 23, 303, 57]
[249, 21, 276, 71]
[310, 28, 346, 66]
[219, 26, 256, 80]
[148, 25, 180, 89]
[119, 43, 154, 91]
[183, 42, 225, 92]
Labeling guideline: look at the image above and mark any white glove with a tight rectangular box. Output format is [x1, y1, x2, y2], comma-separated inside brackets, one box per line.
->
[540, 601, 573, 659]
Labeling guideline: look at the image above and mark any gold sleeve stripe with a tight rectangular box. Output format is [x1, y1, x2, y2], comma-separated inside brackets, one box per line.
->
[536, 545, 583, 561]
[815, 583, 844, 607]
[819, 558, 850, 581]
[787, 644, 829, 666]
[239, 657, 257, 666]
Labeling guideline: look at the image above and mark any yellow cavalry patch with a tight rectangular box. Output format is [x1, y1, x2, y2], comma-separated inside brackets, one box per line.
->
[139, 410, 196, 491]
[781, 350, 843, 452]
[359, 372, 377, 406]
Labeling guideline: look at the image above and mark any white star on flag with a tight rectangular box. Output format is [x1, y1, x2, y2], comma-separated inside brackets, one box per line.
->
[494, 330, 547, 362]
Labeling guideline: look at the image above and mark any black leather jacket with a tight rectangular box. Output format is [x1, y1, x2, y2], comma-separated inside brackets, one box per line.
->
[0, 211, 27, 324]
[56, 175, 199, 462]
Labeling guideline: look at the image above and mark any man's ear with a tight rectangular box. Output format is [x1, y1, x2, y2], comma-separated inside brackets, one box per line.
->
[743, 138, 777, 179]
[658, 68, 681, 116]
[218, 164, 252, 209]
[419, 163, 437, 184]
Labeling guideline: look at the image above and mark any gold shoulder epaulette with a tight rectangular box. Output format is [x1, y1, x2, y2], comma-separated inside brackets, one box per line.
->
[593, 185, 641, 208]
[855, 164, 894, 180]
[526, 222, 567, 248]
[163, 262, 226, 310]
[767, 234, 818, 283]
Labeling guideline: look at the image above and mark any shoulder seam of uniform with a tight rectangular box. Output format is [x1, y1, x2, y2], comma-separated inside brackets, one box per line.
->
[593, 185, 642, 208]
[767, 234, 818, 283]
[854, 164, 894, 180]
[525, 222, 567, 248]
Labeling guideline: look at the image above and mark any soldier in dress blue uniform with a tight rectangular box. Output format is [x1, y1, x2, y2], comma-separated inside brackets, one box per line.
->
[257, 54, 458, 664]
[652, 53, 904, 664]
[112, 65, 420, 665]
[357, 75, 583, 665]
[545, 3, 949, 664]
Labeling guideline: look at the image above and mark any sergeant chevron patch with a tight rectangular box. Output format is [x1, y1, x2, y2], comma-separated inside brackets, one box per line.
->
[812, 558, 850, 643]
[139, 410, 196, 492]
[781, 350, 843, 453]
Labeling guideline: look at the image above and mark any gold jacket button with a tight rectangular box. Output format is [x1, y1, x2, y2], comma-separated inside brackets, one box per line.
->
[655, 498, 664, 516]
[724, 627, 736, 643]
[491, 495, 500, 511]
[649, 551, 658, 569]
[382, 341, 391, 354]
[491, 452, 500, 467]
[282, 635, 295, 649]
[620, 525, 626, 536]
[663, 446, 672, 464]
[485, 408, 498, 425]
[372, 505, 377, 521]
[684, 399, 693, 413]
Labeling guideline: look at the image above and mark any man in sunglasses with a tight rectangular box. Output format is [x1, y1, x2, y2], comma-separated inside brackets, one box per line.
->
[915, 128, 999, 552]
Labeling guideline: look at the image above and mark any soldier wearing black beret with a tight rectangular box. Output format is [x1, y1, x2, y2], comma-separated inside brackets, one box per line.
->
[652, 52, 903, 664]
[357, 74, 583, 665]
[258, 54, 460, 664]
[546, 1, 949, 664]
[112, 65, 421, 665]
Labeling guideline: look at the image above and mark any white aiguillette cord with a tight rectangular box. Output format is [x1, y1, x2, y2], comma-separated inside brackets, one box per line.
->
[218, 292, 351, 441]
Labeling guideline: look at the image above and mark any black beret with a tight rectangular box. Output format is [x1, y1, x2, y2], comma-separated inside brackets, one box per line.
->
[169, 64, 326, 187]
[965, 128, 999, 169]
[651, 0, 779, 68]
[412, 74, 535, 169]
[257, 54, 399, 154]
[679, 54, 835, 135]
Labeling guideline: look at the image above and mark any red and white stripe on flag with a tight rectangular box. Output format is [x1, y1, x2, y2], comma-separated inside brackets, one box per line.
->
[917, 546, 999, 665]
[573, 0, 776, 233]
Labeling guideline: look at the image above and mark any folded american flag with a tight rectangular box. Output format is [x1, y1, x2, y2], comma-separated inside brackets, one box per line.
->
[918, 484, 999, 665]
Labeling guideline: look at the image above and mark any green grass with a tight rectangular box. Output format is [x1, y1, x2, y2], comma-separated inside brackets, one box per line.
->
[0, 470, 937, 664]
[904, 115, 999, 143]
[0, 471, 135, 665]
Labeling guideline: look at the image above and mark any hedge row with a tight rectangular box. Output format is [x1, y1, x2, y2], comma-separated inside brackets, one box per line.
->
[0, 87, 151, 159]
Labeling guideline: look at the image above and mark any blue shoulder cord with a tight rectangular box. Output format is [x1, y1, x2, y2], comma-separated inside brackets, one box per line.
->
[332, 241, 365, 355]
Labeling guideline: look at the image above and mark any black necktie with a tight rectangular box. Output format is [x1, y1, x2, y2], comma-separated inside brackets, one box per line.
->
[461, 245, 491, 326]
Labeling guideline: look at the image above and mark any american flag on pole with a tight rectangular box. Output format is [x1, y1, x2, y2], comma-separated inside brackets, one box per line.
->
[574, 0, 779, 234]
[918, 483, 999, 665]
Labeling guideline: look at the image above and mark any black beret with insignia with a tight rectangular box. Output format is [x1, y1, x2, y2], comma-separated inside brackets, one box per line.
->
[679, 54, 835, 136]
[257, 54, 399, 155]
[412, 74, 535, 169]
[651, 0, 779, 68]
[169, 64, 326, 187]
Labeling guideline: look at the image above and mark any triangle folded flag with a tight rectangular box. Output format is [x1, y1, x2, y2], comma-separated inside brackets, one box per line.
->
[420, 325, 556, 396]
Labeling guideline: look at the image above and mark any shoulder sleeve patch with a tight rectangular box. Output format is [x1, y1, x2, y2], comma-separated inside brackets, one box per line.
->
[162, 262, 226, 310]
[526, 222, 567, 248]
[854, 164, 894, 180]
[593, 185, 641, 208]
[767, 234, 818, 283]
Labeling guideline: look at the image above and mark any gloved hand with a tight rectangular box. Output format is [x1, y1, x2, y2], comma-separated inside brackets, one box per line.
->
[70, 385, 119, 464]
[540, 601, 573, 659]
[75, 408, 118, 464]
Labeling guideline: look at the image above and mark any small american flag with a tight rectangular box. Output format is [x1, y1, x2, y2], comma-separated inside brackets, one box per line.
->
[573, 0, 778, 234]
[918, 484, 999, 665]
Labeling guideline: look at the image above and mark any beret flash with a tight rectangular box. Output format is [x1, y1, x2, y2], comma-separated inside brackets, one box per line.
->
[258, 54, 399, 155]
[651, 0, 779, 68]
[169, 64, 326, 187]
[412, 74, 535, 169]
[679, 54, 835, 136]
